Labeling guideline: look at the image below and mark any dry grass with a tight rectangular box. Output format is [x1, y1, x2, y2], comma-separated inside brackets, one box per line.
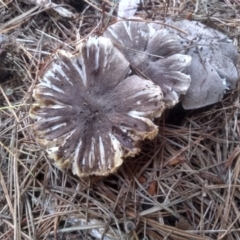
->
[0, 0, 240, 239]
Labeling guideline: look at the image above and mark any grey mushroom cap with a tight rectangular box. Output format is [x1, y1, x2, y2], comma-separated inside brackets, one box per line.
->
[164, 19, 239, 109]
[104, 18, 192, 107]
[30, 36, 165, 177]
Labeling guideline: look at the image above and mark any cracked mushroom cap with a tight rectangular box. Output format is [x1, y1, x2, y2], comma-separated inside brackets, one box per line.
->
[103, 18, 192, 107]
[164, 19, 239, 109]
[30, 36, 165, 177]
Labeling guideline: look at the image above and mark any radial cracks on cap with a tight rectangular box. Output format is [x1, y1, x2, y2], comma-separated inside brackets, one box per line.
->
[30, 36, 165, 177]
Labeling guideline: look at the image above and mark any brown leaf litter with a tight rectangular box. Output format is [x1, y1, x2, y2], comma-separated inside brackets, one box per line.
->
[0, 0, 240, 239]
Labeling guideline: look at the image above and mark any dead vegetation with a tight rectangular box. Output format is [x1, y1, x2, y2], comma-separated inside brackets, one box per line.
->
[0, 0, 240, 239]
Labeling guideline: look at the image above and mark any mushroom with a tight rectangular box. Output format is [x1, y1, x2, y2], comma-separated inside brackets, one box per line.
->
[104, 19, 192, 107]
[104, 18, 239, 110]
[30, 36, 165, 177]
[163, 19, 239, 109]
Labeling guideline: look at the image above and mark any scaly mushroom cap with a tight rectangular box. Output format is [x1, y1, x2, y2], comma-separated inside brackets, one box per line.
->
[104, 19, 192, 107]
[165, 19, 239, 109]
[30, 36, 165, 177]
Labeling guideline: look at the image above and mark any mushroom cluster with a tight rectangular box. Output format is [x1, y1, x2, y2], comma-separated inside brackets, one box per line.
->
[104, 19, 192, 107]
[104, 18, 239, 109]
[30, 19, 239, 177]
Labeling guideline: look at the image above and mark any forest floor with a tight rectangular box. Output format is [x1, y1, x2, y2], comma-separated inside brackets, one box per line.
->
[0, 0, 240, 239]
